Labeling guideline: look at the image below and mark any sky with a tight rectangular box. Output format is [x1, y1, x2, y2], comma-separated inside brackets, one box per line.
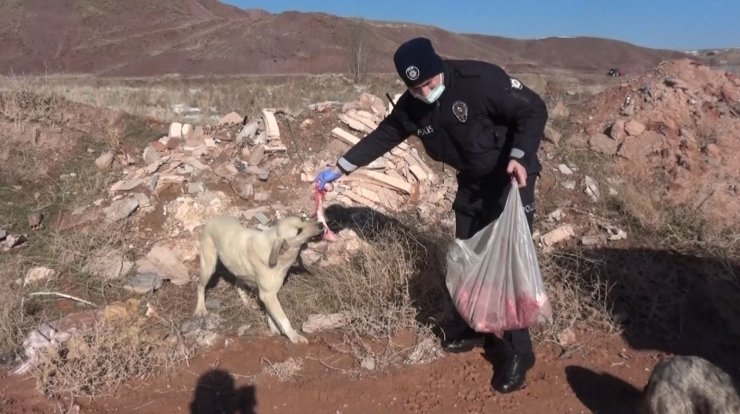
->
[222, 0, 739, 50]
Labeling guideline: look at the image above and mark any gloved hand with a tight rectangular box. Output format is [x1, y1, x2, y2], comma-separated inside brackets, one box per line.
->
[314, 166, 342, 191]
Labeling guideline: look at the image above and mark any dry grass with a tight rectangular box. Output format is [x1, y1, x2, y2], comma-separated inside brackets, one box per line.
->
[29, 316, 186, 398]
[0, 73, 402, 123]
[279, 218, 450, 369]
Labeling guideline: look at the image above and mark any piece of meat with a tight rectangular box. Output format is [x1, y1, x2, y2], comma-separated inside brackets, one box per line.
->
[312, 182, 338, 241]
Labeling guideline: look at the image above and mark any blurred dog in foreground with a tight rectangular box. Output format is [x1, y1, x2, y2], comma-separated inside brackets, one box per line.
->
[640, 355, 739, 414]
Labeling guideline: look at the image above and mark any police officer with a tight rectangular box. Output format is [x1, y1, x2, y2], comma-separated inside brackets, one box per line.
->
[314, 37, 548, 394]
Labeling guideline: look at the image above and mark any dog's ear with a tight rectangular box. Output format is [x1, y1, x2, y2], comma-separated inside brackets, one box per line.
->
[268, 238, 288, 268]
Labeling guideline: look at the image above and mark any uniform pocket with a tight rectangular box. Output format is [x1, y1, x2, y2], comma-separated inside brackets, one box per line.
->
[446, 115, 505, 174]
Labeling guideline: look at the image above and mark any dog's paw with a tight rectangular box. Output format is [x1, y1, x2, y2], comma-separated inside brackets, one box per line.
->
[193, 307, 209, 317]
[289, 333, 309, 344]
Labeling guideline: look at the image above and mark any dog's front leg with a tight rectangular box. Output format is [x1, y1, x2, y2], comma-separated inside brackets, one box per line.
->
[258, 291, 308, 344]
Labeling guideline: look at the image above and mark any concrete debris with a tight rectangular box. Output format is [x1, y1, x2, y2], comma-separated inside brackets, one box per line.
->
[558, 164, 574, 175]
[584, 176, 600, 202]
[541, 225, 575, 246]
[301, 313, 349, 333]
[23, 266, 56, 286]
[218, 112, 243, 126]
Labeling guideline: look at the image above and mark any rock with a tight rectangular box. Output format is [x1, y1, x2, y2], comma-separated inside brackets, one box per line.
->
[581, 234, 607, 246]
[258, 169, 269, 181]
[27, 212, 42, 230]
[624, 120, 646, 136]
[547, 208, 565, 222]
[299, 119, 314, 129]
[23, 267, 56, 286]
[562, 180, 576, 190]
[1, 233, 27, 252]
[187, 181, 206, 194]
[103, 197, 139, 222]
[0, 229, 6, 241]
[169, 122, 185, 138]
[360, 356, 376, 371]
[95, 152, 114, 170]
[231, 178, 254, 200]
[588, 133, 619, 156]
[620, 102, 635, 116]
[142, 145, 161, 165]
[541, 225, 575, 246]
[123, 272, 163, 294]
[240, 146, 251, 161]
[83, 249, 134, 280]
[609, 119, 626, 141]
[218, 112, 243, 126]
[253, 212, 270, 225]
[557, 328, 577, 347]
[132, 192, 150, 207]
[300, 249, 322, 266]
[619, 131, 663, 162]
[601, 224, 628, 241]
[584, 176, 600, 202]
[544, 124, 562, 145]
[181, 123, 193, 138]
[254, 192, 269, 202]
[205, 297, 223, 312]
[237, 324, 252, 336]
[250, 144, 265, 166]
[550, 101, 570, 119]
[558, 164, 574, 175]
[145, 244, 190, 285]
[405, 337, 440, 365]
[109, 178, 146, 193]
[301, 313, 349, 333]
[703, 143, 721, 158]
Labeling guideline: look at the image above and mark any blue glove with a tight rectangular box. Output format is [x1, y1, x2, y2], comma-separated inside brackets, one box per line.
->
[314, 166, 342, 190]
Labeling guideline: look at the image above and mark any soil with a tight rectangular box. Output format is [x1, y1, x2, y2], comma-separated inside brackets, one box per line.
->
[0, 330, 660, 414]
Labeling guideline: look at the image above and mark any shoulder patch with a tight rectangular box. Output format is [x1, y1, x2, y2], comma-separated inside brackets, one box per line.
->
[510, 77, 523, 90]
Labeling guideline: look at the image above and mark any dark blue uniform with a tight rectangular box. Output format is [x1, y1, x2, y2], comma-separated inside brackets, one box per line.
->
[335, 58, 548, 354]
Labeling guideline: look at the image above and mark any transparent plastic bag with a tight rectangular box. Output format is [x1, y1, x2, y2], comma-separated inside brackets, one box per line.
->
[445, 181, 553, 334]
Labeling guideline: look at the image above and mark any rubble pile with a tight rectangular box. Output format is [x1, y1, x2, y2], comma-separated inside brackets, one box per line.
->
[579, 58, 739, 229]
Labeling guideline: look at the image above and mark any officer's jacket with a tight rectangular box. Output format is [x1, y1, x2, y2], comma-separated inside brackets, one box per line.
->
[338, 59, 548, 178]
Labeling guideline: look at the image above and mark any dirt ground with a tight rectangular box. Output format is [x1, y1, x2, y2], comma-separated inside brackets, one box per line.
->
[1, 330, 661, 414]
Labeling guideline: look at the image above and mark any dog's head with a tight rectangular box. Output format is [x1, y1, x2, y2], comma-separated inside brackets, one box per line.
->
[269, 216, 323, 267]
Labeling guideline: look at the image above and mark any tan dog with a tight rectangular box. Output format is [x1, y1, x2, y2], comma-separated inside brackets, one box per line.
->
[194, 215, 323, 344]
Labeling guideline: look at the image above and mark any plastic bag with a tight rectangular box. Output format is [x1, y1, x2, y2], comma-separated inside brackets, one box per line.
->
[445, 181, 553, 334]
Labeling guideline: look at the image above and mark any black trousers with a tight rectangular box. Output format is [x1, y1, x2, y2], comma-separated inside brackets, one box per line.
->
[453, 172, 538, 354]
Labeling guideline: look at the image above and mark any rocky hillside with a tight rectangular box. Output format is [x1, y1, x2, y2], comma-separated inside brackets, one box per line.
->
[0, 0, 690, 76]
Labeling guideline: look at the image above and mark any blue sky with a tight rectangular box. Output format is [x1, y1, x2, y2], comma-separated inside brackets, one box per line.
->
[223, 0, 739, 50]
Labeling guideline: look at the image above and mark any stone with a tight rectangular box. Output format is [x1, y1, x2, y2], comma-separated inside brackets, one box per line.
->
[547, 208, 565, 222]
[95, 152, 114, 170]
[541, 225, 575, 246]
[405, 337, 439, 365]
[544, 124, 562, 145]
[123, 272, 163, 294]
[250, 145, 265, 166]
[584, 176, 600, 202]
[557, 328, 577, 347]
[142, 145, 161, 165]
[620, 131, 663, 162]
[609, 119, 626, 141]
[258, 169, 269, 181]
[558, 164, 574, 175]
[589, 133, 619, 156]
[300, 119, 314, 129]
[581, 234, 607, 246]
[254, 192, 269, 202]
[109, 178, 146, 193]
[103, 198, 139, 222]
[254, 212, 270, 225]
[0, 229, 6, 241]
[23, 267, 56, 286]
[550, 101, 570, 119]
[620, 102, 635, 116]
[83, 249, 134, 280]
[231, 178, 254, 200]
[360, 356, 376, 371]
[301, 313, 349, 334]
[145, 244, 190, 285]
[187, 181, 206, 194]
[219, 112, 243, 126]
[27, 212, 42, 230]
[132, 192, 150, 207]
[562, 180, 576, 190]
[624, 120, 646, 136]
[240, 146, 251, 161]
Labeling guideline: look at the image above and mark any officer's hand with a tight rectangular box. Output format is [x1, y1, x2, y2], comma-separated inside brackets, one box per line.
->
[314, 166, 342, 191]
[507, 159, 527, 189]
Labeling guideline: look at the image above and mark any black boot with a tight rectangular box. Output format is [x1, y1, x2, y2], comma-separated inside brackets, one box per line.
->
[441, 327, 484, 353]
[491, 351, 535, 393]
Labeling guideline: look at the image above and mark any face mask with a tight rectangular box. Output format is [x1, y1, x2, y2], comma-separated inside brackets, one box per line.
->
[412, 75, 445, 104]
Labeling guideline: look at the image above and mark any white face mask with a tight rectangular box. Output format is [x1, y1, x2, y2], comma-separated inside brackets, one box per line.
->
[411, 74, 445, 104]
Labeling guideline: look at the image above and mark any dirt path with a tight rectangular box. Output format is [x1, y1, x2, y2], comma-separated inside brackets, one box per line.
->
[1, 331, 660, 414]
